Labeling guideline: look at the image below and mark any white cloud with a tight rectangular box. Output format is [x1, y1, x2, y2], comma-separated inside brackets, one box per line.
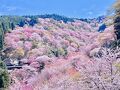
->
[7, 6, 17, 11]
[1, 5, 21, 11]
[88, 11, 93, 15]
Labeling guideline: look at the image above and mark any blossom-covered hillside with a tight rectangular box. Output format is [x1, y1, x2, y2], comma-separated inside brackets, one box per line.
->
[2, 18, 119, 90]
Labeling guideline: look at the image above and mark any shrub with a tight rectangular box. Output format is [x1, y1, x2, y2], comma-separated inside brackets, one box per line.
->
[50, 47, 68, 57]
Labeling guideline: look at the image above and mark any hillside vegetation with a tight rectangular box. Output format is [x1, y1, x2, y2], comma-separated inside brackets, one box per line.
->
[1, 17, 117, 90]
[0, 0, 120, 89]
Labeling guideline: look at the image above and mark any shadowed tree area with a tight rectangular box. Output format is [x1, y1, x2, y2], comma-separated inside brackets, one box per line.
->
[113, 0, 120, 39]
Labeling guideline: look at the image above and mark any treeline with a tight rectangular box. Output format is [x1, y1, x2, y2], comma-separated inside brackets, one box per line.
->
[27, 14, 75, 23]
[0, 14, 106, 34]
[79, 16, 105, 23]
[0, 14, 75, 32]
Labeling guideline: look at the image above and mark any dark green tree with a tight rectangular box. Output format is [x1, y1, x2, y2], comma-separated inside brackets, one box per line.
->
[0, 26, 4, 50]
[0, 60, 9, 90]
[113, 0, 120, 39]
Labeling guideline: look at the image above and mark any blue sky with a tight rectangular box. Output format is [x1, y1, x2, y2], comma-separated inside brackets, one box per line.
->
[0, 0, 115, 18]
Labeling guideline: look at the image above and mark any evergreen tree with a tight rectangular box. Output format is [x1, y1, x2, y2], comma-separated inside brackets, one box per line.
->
[0, 60, 9, 90]
[0, 27, 4, 50]
[113, 0, 120, 39]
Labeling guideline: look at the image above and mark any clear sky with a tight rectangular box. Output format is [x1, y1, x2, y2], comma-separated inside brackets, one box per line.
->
[0, 0, 115, 18]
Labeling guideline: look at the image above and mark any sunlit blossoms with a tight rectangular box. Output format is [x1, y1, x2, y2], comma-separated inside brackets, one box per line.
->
[3, 18, 117, 90]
